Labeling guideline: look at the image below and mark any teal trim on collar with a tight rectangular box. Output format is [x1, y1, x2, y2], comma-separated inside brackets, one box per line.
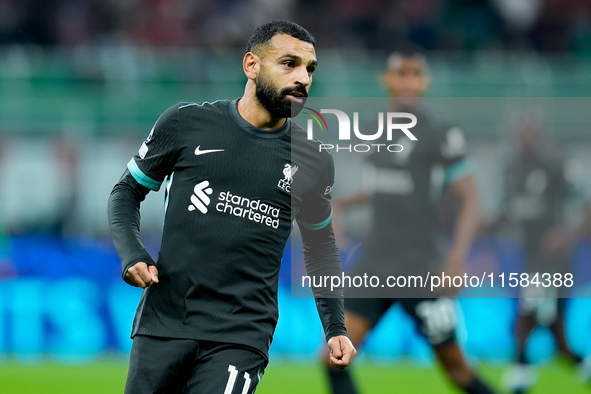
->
[229, 98, 291, 139]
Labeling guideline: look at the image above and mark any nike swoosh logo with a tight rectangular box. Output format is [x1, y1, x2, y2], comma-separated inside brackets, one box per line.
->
[194, 145, 224, 156]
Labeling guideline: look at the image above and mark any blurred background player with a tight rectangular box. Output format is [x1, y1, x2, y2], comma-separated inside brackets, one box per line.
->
[491, 111, 588, 393]
[322, 47, 495, 394]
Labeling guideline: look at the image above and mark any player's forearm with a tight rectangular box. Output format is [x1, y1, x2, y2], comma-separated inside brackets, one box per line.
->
[334, 192, 369, 209]
[301, 224, 344, 296]
[450, 184, 481, 259]
[300, 223, 347, 338]
[108, 171, 155, 276]
[315, 298, 347, 340]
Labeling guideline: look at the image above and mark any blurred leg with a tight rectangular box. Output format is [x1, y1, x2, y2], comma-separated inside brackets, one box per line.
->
[514, 311, 536, 365]
[434, 342, 495, 394]
[507, 299, 537, 394]
[549, 301, 582, 363]
[323, 310, 371, 394]
[434, 343, 474, 387]
[403, 298, 496, 393]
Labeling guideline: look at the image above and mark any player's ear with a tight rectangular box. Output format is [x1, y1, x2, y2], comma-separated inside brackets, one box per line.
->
[379, 70, 392, 91]
[243, 52, 260, 80]
[380, 70, 393, 90]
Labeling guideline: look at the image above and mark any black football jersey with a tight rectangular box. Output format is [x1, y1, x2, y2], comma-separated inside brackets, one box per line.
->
[360, 110, 471, 269]
[503, 151, 570, 258]
[122, 99, 337, 356]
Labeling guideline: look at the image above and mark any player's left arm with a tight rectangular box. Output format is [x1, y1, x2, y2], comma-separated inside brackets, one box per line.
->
[298, 222, 357, 369]
[541, 157, 584, 253]
[296, 153, 356, 368]
[446, 174, 481, 275]
[437, 126, 481, 278]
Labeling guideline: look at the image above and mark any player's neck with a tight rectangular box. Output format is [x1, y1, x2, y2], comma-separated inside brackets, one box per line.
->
[238, 84, 287, 130]
[388, 96, 421, 112]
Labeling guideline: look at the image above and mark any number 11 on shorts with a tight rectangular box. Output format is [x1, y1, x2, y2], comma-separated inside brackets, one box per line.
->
[224, 365, 251, 394]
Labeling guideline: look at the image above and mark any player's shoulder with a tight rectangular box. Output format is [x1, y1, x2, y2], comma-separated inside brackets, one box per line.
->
[539, 147, 567, 171]
[174, 100, 231, 115]
[153, 100, 231, 136]
[156, 100, 230, 120]
[419, 107, 460, 135]
[290, 119, 310, 144]
[290, 120, 334, 164]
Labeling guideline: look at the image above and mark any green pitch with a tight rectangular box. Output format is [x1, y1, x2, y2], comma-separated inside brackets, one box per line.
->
[0, 359, 588, 393]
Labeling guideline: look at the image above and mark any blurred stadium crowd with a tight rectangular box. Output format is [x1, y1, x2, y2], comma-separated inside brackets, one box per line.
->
[1, 0, 591, 55]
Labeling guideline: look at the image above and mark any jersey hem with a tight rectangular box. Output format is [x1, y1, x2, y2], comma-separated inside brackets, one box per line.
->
[131, 327, 270, 360]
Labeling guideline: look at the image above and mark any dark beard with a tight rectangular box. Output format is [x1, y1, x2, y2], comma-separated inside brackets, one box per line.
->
[255, 73, 307, 118]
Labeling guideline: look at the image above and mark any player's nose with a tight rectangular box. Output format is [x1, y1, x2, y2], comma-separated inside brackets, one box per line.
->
[295, 66, 311, 86]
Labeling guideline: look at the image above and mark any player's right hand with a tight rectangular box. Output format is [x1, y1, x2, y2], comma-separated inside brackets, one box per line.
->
[327, 335, 357, 370]
[125, 262, 159, 288]
[440, 250, 465, 297]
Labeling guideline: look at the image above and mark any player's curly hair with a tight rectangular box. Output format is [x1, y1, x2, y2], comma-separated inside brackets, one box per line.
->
[246, 20, 315, 54]
[385, 43, 428, 72]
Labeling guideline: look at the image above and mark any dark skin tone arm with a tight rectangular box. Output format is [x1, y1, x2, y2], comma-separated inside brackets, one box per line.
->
[125, 262, 159, 288]
[442, 175, 481, 281]
[332, 175, 480, 284]
[330, 192, 369, 245]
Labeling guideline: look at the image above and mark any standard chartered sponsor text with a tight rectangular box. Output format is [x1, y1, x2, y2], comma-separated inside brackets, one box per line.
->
[216, 191, 280, 228]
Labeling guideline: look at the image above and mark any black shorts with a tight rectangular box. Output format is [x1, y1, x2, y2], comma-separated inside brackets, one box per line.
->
[125, 335, 267, 394]
[345, 297, 457, 349]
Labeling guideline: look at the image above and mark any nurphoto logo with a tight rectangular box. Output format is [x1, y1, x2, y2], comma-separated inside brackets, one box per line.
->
[304, 107, 418, 153]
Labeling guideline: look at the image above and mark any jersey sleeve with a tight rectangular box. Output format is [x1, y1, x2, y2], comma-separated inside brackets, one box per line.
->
[295, 152, 347, 340]
[555, 157, 572, 197]
[127, 104, 180, 191]
[108, 169, 156, 279]
[550, 156, 573, 218]
[434, 126, 473, 184]
[295, 153, 335, 230]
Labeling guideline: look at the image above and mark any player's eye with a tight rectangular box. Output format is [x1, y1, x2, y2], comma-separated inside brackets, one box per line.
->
[307, 66, 316, 74]
[283, 60, 295, 67]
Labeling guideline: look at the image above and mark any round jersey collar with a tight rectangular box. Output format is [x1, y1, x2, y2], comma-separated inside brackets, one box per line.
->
[229, 98, 291, 139]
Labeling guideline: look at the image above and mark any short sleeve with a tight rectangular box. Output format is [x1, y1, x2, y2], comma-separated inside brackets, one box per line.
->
[435, 126, 472, 183]
[127, 104, 179, 191]
[296, 154, 335, 230]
